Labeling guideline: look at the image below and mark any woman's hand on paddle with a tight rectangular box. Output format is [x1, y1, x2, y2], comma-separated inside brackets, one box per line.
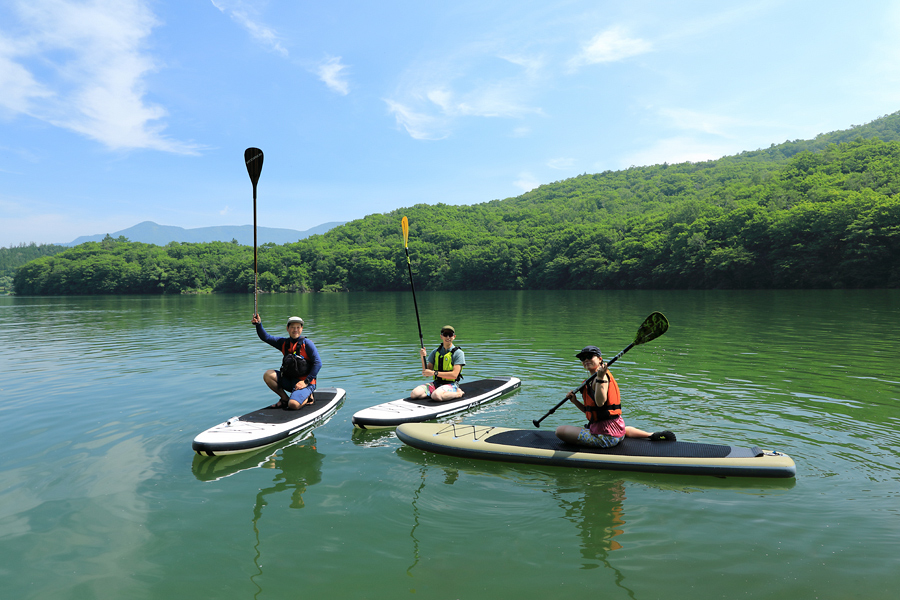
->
[565, 390, 586, 413]
[251, 313, 261, 325]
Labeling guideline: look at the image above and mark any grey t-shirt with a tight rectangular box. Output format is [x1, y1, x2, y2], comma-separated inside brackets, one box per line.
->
[427, 345, 466, 373]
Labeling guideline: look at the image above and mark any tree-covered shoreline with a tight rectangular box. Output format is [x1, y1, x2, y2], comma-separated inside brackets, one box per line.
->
[0, 242, 69, 294]
[11, 114, 900, 295]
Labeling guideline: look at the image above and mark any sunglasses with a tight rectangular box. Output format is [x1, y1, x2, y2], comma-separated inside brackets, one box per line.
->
[440, 331, 454, 337]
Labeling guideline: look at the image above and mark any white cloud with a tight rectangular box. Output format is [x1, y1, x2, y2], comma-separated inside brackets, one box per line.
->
[385, 54, 544, 140]
[213, 3, 349, 96]
[0, 42, 53, 115]
[316, 56, 349, 95]
[513, 171, 541, 193]
[211, 0, 287, 56]
[547, 157, 575, 170]
[659, 108, 741, 137]
[619, 136, 734, 169]
[429, 85, 539, 119]
[385, 99, 449, 141]
[0, 0, 198, 154]
[569, 26, 652, 69]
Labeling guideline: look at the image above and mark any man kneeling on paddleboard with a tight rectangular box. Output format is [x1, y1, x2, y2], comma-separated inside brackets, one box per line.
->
[410, 325, 466, 402]
[555, 346, 675, 447]
[252, 314, 322, 410]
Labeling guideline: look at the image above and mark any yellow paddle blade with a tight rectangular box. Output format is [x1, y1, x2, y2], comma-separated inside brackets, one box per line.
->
[401, 216, 410, 247]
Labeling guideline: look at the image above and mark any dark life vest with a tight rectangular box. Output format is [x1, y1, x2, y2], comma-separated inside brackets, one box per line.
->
[582, 371, 622, 423]
[280, 337, 311, 380]
[433, 344, 463, 384]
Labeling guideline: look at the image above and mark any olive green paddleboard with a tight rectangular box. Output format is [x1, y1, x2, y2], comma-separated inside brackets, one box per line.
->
[395, 422, 796, 478]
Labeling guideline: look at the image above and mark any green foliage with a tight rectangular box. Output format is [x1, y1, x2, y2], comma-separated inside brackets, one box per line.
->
[0, 242, 69, 294]
[12, 112, 900, 295]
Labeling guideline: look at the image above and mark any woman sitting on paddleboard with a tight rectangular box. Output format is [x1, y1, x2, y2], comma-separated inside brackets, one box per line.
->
[411, 325, 466, 402]
[555, 346, 675, 447]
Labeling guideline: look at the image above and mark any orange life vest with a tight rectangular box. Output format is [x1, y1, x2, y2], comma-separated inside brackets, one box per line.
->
[582, 371, 622, 422]
[281, 338, 315, 384]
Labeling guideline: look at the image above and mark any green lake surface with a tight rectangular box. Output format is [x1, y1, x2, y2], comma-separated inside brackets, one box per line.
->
[1, 290, 898, 599]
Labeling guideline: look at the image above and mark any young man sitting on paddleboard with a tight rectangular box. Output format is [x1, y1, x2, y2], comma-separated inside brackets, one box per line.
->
[555, 346, 675, 447]
[411, 325, 466, 402]
[251, 314, 322, 410]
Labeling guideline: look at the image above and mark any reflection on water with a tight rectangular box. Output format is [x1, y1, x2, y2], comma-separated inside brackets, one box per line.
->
[395, 441, 797, 592]
[552, 480, 627, 561]
[1, 291, 898, 599]
[192, 435, 326, 597]
[243, 437, 324, 598]
[350, 426, 398, 448]
[547, 478, 634, 598]
[396, 445, 636, 588]
[252, 438, 324, 512]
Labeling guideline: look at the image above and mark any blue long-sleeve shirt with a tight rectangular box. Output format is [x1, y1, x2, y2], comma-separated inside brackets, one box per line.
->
[255, 323, 323, 382]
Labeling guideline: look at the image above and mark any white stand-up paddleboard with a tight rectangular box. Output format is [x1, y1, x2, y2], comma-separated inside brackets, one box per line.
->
[396, 422, 796, 478]
[193, 387, 346, 456]
[352, 377, 521, 429]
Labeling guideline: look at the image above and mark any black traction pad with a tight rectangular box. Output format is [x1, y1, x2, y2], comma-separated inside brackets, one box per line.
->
[486, 429, 762, 459]
[238, 389, 341, 424]
[403, 379, 511, 407]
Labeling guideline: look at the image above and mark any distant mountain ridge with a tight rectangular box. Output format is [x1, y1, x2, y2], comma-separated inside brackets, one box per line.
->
[63, 220, 345, 247]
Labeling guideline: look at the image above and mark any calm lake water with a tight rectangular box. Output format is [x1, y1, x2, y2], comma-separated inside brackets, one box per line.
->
[1, 290, 899, 599]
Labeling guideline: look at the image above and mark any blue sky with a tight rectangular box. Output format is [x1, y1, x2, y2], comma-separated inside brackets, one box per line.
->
[3, 0, 900, 247]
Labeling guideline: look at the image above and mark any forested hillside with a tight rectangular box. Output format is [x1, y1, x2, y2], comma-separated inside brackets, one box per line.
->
[13, 113, 900, 295]
[0, 243, 68, 294]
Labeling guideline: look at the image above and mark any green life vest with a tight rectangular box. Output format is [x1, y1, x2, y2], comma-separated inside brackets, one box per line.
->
[433, 344, 463, 384]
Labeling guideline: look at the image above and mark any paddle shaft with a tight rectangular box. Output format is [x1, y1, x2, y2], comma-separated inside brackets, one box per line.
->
[404, 245, 427, 368]
[244, 148, 263, 316]
[401, 217, 427, 368]
[252, 184, 258, 316]
[532, 342, 634, 427]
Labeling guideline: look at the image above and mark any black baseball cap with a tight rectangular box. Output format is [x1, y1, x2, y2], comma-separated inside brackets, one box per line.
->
[575, 346, 602, 360]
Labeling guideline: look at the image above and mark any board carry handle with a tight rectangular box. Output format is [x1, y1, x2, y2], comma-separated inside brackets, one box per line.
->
[532, 312, 669, 428]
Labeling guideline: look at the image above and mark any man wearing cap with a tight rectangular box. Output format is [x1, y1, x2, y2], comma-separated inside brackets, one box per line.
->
[555, 345, 675, 447]
[410, 325, 466, 402]
[251, 313, 322, 409]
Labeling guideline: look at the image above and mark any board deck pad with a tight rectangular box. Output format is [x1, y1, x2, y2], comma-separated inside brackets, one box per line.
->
[488, 429, 763, 459]
[395, 423, 796, 478]
[193, 387, 345, 456]
[234, 401, 332, 424]
[404, 378, 515, 407]
[351, 377, 521, 429]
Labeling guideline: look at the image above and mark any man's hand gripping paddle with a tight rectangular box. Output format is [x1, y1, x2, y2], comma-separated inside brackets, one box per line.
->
[532, 312, 669, 428]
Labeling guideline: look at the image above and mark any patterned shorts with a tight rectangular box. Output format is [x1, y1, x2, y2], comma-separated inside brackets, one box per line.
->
[575, 428, 624, 448]
[427, 382, 460, 395]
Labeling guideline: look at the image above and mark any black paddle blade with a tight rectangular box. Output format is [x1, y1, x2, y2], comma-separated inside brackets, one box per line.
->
[244, 148, 264, 186]
[634, 311, 668, 345]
